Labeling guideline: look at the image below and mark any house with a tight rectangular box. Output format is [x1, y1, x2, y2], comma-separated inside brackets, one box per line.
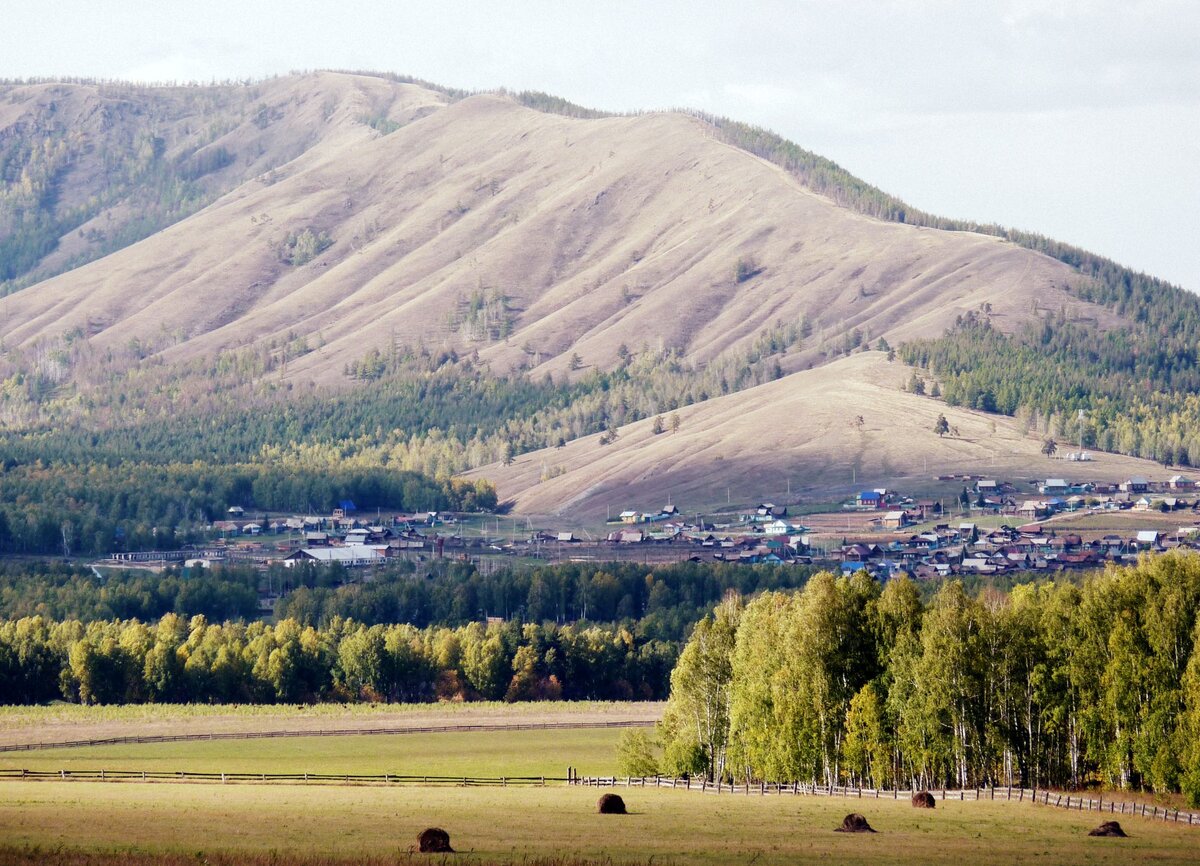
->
[226, 506, 245, 517]
[304, 531, 330, 546]
[345, 528, 371, 544]
[283, 545, 385, 567]
[1120, 476, 1150, 494]
[1039, 479, 1069, 495]
[882, 511, 909, 530]
[556, 532, 577, 543]
[855, 491, 885, 509]
[1017, 501, 1049, 520]
[241, 523, 262, 536]
[1135, 530, 1162, 549]
[1169, 475, 1195, 490]
[763, 519, 791, 535]
[619, 510, 641, 524]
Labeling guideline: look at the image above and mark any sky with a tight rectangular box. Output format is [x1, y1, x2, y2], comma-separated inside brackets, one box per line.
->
[3, 0, 1196, 291]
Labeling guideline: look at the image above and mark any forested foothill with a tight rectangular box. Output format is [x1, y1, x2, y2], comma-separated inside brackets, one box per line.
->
[646, 551, 1200, 805]
[899, 285, 1200, 466]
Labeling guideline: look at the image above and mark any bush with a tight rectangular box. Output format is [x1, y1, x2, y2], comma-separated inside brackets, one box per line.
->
[615, 729, 661, 777]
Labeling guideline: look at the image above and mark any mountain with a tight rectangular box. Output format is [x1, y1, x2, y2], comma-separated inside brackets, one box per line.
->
[0, 71, 1188, 520]
[0, 72, 1104, 378]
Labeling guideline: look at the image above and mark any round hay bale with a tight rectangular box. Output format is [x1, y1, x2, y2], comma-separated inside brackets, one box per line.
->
[597, 793, 627, 814]
[417, 827, 454, 853]
[835, 813, 876, 833]
[1088, 821, 1128, 838]
[911, 791, 936, 809]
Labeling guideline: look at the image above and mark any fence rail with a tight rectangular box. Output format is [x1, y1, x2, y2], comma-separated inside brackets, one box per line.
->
[0, 768, 557, 786]
[0, 719, 655, 753]
[569, 773, 1200, 828]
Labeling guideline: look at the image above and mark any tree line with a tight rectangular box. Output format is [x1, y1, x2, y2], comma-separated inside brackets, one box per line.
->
[642, 553, 1200, 805]
[0, 559, 819, 646]
[0, 614, 675, 705]
[0, 461, 494, 556]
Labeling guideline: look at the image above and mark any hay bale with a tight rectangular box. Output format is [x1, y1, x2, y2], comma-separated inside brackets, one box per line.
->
[417, 827, 453, 852]
[1088, 821, 1128, 837]
[911, 790, 936, 809]
[597, 793, 627, 814]
[834, 813, 876, 833]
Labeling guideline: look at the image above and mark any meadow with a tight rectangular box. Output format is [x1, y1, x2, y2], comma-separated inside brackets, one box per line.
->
[0, 727, 616, 778]
[2, 779, 1197, 866]
[0, 706, 1196, 865]
[0, 701, 662, 747]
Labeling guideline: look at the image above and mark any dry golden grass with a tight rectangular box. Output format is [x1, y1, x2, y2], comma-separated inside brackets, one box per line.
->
[2, 74, 1100, 388]
[473, 353, 1168, 520]
[0, 781, 1194, 866]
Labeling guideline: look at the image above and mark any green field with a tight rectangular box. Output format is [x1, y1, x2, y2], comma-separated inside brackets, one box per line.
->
[0, 728, 616, 778]
[1, 780, 1196, 866]
[0, 719, 1196, 865]
[0, 701, 663, 747]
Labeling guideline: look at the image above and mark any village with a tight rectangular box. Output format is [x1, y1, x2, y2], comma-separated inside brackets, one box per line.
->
[105, 472, 1200, 583]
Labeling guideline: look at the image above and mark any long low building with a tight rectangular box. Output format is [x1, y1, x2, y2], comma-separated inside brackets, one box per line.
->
[283, 545, 386, 567]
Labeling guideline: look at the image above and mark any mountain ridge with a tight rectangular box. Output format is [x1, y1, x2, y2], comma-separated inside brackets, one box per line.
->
[0, 71, 1189, 516]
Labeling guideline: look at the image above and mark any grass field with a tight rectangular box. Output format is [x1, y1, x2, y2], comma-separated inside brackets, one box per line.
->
[0, 701, 663, 747]
[0, 727, 616, 778]
[0, 714, 1196, 864]
[1, 781, 1197, 865]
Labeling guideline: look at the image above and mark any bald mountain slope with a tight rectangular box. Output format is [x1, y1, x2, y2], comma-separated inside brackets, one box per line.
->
[0, 73, 1111, 391]
[469, 352, 1168, 520]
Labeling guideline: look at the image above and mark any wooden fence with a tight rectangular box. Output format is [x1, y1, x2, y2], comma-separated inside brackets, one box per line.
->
[0, 768, 554, 786]
[569, 773, 1200, 827]
[0, 719, 655, 754]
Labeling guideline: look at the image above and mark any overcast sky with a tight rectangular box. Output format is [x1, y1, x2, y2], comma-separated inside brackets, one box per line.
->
[3, 0, 1196, 291]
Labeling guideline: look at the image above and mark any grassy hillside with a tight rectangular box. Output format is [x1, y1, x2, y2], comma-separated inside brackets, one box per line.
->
[471, 352, 1169, 518]
[0, 71, 1192, 519]
[0, 73, 1095, 395]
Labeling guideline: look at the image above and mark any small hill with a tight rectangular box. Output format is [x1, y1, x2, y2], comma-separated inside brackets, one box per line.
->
[469, 352, 1167, 519]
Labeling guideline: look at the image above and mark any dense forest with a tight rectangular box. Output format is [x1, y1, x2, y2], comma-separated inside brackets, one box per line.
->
[0, 461, 492, 556]
[900, 311, 1200, 466]
[0, 559, 818, 644]
[0, 559, 838, 706]
[0, 614, 676, 705]
[641, 553, 1200, 804]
